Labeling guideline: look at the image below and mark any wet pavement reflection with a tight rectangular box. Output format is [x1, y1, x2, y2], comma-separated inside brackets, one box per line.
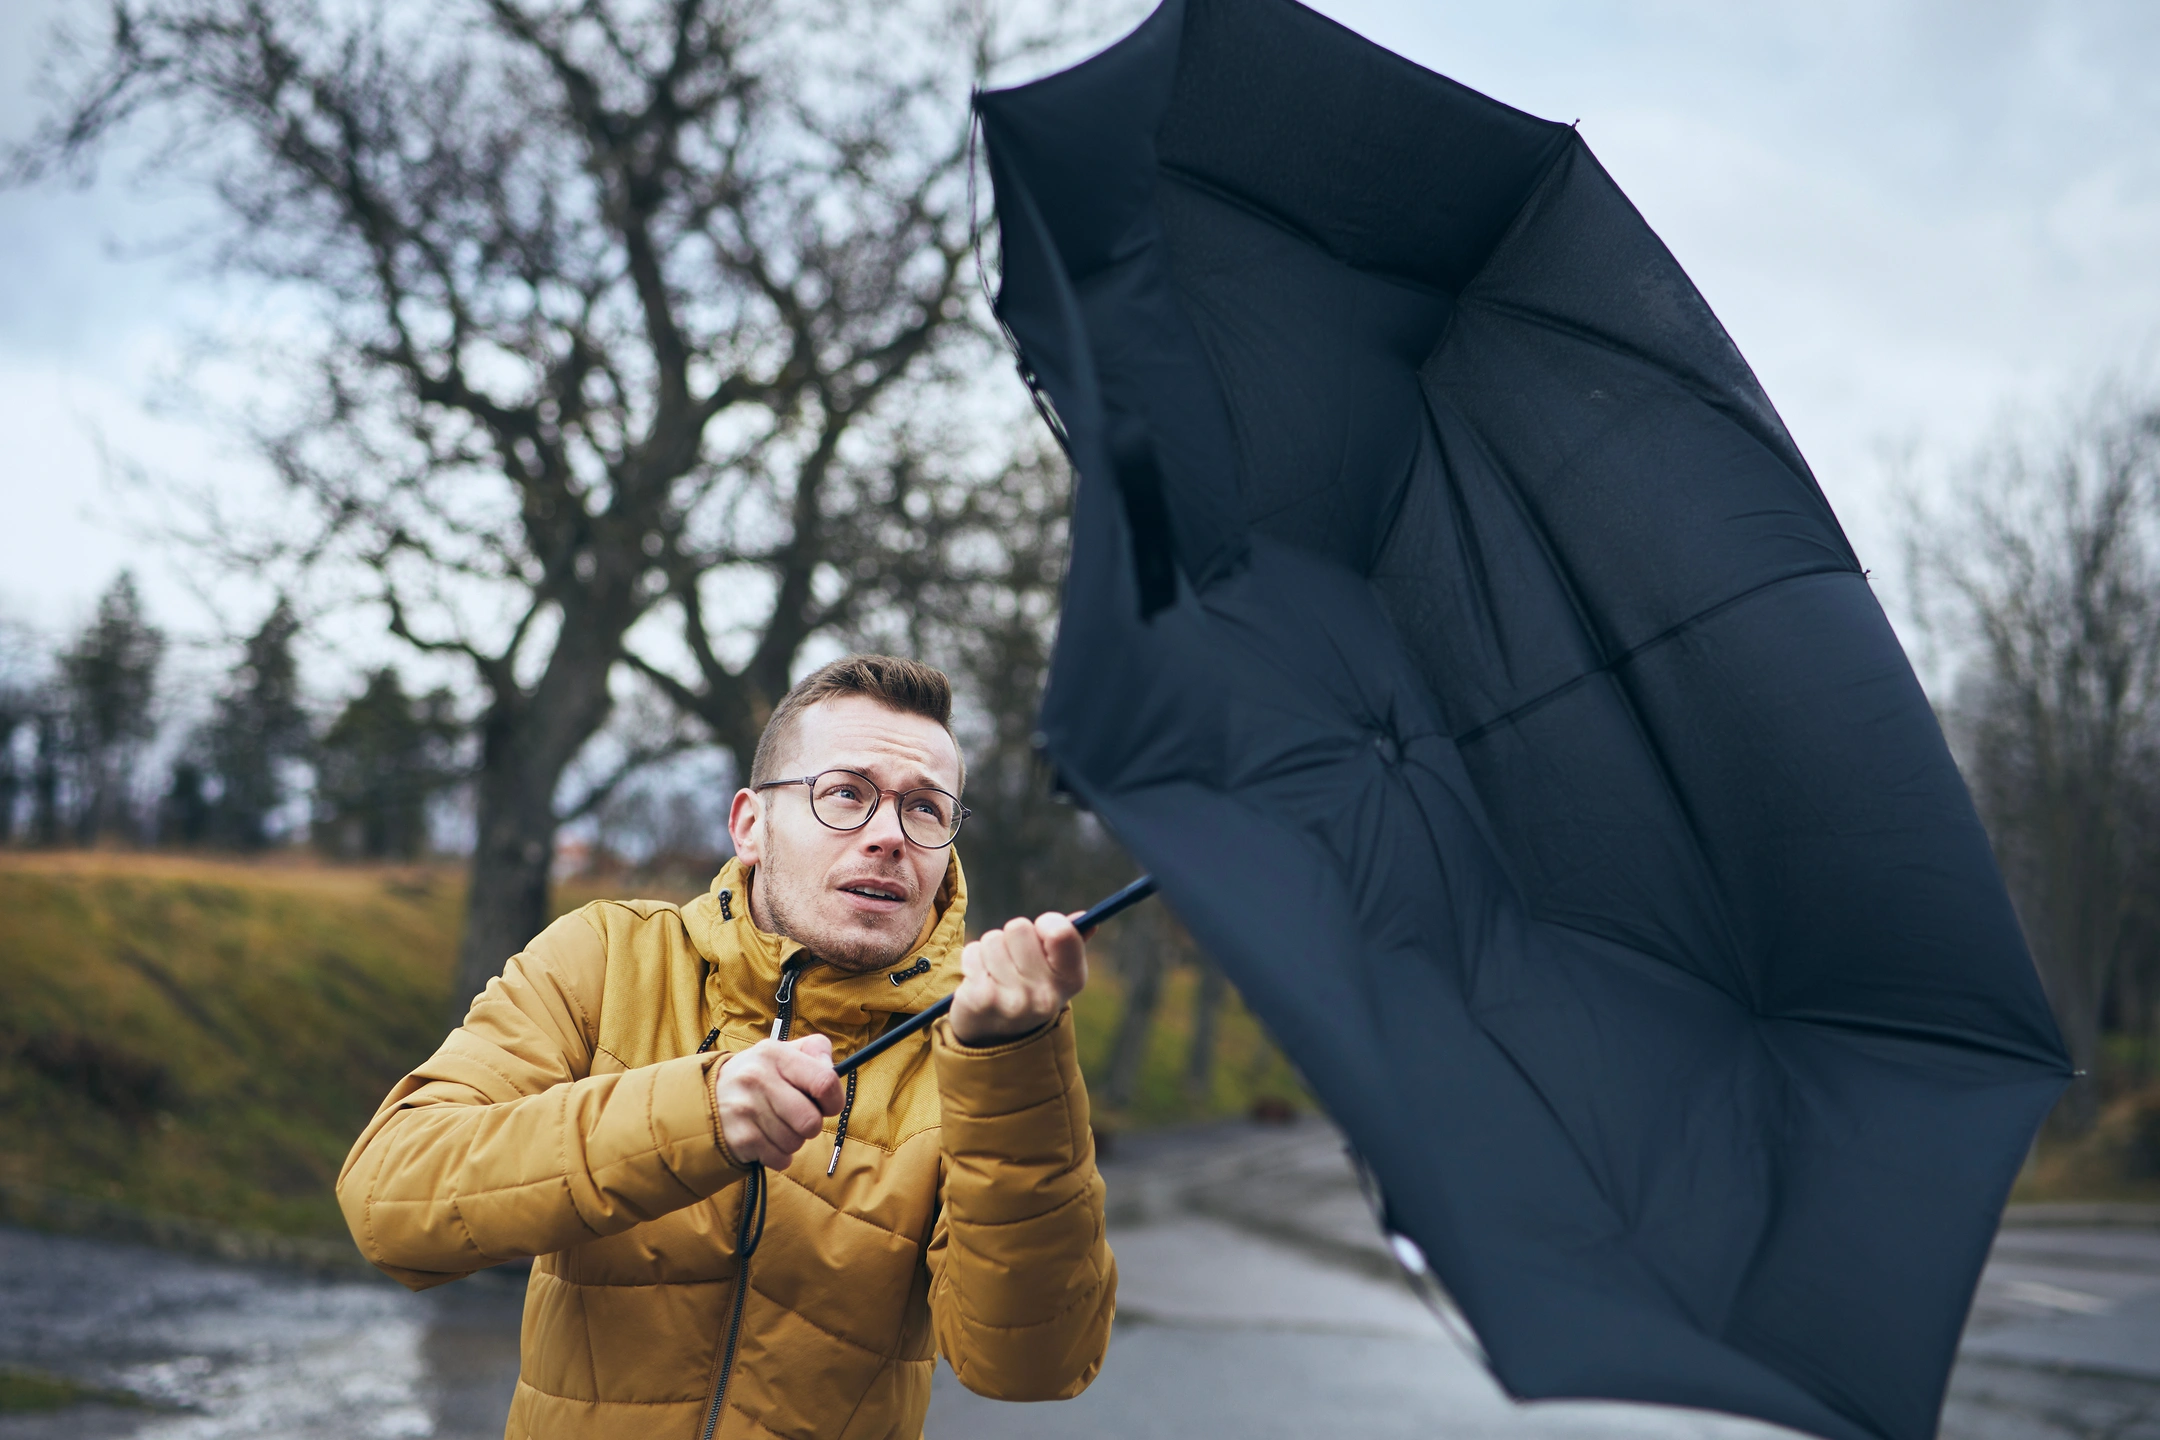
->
[0, 1228, 520, 1440]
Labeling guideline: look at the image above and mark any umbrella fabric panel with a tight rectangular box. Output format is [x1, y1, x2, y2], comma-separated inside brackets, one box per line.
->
[1040, 524, 1883, 1440]
[978, 1, 2074, 1437]
[1153, 0, 1568, 293]
[976, 1, 1246, 598]
[1413, 143, 1854, 657]
[1616, 578, 2063, 1051]
[1154, 178, 1451, 576]
[1128, 0, 2057, 1054]
[1043, 521, 2057, 1440]
[1724, 1024, 2063, 1440]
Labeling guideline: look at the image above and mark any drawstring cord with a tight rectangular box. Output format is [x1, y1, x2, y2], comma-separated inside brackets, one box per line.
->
[696, 956, 804, 1440]
[826, 1070, 859, 1177]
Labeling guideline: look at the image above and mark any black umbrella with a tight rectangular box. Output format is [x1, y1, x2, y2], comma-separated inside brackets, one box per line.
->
[974, 5, 2072, 1440]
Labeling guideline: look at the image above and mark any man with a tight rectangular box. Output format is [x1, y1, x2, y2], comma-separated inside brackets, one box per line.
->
[337, 655, 1116, 1439]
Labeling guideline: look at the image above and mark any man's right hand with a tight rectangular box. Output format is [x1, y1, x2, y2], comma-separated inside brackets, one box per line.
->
[714, 1034, 845, 1169]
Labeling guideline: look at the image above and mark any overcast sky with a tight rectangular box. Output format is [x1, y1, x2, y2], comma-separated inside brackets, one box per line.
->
[3, 0, 2157, 682]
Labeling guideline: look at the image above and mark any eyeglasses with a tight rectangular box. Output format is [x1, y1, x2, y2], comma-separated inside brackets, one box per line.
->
[753, 768, 970, 849]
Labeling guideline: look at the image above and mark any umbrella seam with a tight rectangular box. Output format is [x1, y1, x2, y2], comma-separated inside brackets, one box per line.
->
[1448, 565, 1859, 747]
[1766, 1010, 2074, 1071]
[1153, 97, 1576, 303]
[1416, 383, 1758, 1000]
[1156, 164, 1452, 298]
[1457, 291, 1832, 522]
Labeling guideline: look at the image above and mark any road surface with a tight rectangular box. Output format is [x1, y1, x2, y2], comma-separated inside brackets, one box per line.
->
[1, 1119, 2153, 1440]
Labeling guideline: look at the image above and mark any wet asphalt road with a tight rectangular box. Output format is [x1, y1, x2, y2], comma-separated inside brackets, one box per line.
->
[2, 1121, 2155, 1440]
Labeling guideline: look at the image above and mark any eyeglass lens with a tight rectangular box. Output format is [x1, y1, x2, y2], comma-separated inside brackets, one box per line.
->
[809, 771, 961, 844]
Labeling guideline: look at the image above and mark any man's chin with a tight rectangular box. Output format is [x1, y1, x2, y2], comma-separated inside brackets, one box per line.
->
[809, 914, 923, 974]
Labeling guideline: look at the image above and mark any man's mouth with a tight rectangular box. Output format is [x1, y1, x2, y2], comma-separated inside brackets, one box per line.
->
[839, 880, 908, 906]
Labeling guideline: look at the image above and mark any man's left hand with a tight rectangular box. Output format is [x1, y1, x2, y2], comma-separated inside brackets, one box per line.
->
[949, 912, 1088, 1047]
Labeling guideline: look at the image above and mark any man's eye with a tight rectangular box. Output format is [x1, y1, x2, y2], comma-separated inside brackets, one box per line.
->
[825, 784, 864, 801]
[910, 797, 949, 821]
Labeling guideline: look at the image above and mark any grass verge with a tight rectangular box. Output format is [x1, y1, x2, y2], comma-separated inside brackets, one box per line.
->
[4, 851, 1306, 1245]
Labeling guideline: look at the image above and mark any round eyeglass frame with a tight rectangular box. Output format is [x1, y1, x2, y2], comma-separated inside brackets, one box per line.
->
[752, 768, 971, 849]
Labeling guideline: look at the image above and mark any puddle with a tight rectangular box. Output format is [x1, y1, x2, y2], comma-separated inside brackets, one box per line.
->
[0, 1228, 520, 1440]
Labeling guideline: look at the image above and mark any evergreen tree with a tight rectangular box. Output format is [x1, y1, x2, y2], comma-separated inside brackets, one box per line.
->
[0, 618, 37, 843]
[57, 573, 164, 843]
[160, 757, 213, 846]
[201, 600, 310, 850]
[315, 668, 458, 859]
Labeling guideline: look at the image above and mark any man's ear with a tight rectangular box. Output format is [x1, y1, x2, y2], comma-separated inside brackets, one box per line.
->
[727, 788, 764, 867]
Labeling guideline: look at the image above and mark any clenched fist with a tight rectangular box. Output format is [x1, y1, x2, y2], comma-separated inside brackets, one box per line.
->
[949, 912, 1089, 1047]
[714, 1035, 844, 1169]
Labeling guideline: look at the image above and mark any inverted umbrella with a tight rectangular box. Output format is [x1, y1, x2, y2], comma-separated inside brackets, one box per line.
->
[975, 5, 2072, 1440]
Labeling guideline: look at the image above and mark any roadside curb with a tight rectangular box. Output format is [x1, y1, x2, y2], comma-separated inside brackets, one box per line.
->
[2003, 1202, 2160, 1230]
[0, 1181, 373, 1276]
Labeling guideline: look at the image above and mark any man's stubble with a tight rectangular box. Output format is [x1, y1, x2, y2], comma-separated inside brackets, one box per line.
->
[750, 822, 926, 975]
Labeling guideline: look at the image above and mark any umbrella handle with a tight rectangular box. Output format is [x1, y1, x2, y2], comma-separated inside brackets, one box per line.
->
[831, 875, 1158, 1078]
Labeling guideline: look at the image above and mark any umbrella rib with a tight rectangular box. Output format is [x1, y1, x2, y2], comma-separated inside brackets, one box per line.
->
[1770, 1009, 2072, 1072]
[1420, 385, 1757, 998]
[1458, 292, 1831, 517]
[1449, 565, 1857, 747]
[1156, 164, 1456, 301]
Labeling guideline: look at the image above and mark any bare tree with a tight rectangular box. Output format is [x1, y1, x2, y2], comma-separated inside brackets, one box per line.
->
[13, 0, 1057, 1009]
[1907, 392, 2160, 1131]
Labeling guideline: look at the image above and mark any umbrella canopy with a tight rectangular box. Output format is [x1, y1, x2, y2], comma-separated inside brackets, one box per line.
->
[977, 5, 2072, 1440]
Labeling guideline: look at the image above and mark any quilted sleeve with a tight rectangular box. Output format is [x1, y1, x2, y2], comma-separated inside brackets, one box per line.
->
[335, 909, 746, 1291]
[925, 1007, 1118, 1399]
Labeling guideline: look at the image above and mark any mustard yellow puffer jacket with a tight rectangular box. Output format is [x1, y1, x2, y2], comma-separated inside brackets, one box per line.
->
[336, 856, 1116, 1439]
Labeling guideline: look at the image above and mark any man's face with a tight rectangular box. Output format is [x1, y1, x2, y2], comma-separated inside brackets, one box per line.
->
[728, 695, 962, 973]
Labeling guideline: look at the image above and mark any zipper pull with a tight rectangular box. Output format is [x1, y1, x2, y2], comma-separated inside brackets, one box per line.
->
[696, 1027, 721, 1055]
[771, 957, 808, 1043]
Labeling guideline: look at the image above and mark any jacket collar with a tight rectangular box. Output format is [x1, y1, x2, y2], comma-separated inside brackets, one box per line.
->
[682, 855, 968, 1041]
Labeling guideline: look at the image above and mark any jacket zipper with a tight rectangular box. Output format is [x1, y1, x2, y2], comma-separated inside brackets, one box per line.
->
[699, 955, 806, 1440]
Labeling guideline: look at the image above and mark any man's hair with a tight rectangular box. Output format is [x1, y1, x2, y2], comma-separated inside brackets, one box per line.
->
[750, 654, 964, 789]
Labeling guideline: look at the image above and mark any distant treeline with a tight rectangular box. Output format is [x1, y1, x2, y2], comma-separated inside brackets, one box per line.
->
[0, 580, 457, 860]
[1910, 388, 2160, 1141]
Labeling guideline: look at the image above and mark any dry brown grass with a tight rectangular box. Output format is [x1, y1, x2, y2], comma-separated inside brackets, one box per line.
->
[0, 850, 1306, 1242]
[0, 850, 466, 1238]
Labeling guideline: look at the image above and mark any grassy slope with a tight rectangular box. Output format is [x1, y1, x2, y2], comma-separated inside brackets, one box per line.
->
[0, 853, 465, 1238]
[2, 854, 1305, 1242]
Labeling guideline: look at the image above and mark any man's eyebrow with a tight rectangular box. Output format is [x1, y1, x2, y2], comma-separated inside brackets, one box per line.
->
[816, 756, 955, 792]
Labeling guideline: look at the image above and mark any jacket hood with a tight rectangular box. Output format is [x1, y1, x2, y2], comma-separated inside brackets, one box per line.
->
[682, 854, 968, 1046]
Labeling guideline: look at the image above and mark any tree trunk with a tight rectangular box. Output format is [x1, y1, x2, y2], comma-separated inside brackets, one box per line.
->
[1103, 911, 1166, 1111]
[0, 726, 17, 845]
[446, 610, 627, 1023]
[1184, 956, 1226, 1106]
[450, 757, 563, 1020]
[32, 713, 60, 847]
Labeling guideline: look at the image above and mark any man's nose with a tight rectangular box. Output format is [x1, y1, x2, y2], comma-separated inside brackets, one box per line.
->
[860, 796, 911, 850]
